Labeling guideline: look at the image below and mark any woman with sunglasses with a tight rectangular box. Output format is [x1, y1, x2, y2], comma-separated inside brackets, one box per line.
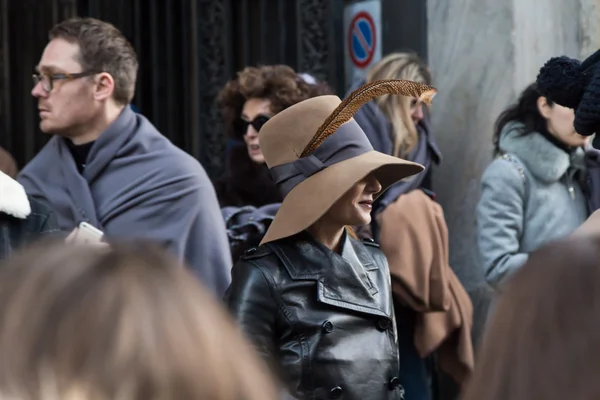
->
[214, 65, 332, 208]
[214, 66, 333, 260]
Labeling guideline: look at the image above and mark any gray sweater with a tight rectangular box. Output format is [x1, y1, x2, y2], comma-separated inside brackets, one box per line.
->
[477, 123, 588, 289]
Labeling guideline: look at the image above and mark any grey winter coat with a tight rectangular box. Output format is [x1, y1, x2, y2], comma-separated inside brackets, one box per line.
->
[18, 107, 232, 298]
[477, 123, 588, 289]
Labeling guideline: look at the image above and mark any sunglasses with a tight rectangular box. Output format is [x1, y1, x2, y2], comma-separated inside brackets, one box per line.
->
[235, 114, 270, 137]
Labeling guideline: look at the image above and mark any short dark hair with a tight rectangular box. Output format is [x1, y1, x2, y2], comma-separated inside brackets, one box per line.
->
[492, 83, 553, 155]
[49, 17, 138, 105]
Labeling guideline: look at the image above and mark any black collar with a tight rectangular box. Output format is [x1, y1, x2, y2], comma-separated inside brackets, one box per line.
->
[65, 139, 95, 173]
[266, 232, 391, 318]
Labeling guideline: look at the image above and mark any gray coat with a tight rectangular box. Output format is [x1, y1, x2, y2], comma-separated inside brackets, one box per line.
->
[477, 123, 588, 289]
[18, 107, 232, 298]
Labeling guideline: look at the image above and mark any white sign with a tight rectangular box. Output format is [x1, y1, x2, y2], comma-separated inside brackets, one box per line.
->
[343, 0, 382, 88]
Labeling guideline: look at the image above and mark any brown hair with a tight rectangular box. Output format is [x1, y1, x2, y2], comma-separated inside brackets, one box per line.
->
[49, 17, 138, 105]
[218, 65, 315, 138]
[214, 65, 323, 208]
[0, 240, 278, 400]
[462, 236, 600, 400]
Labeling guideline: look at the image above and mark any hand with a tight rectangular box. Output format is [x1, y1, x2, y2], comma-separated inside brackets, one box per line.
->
[573, 210, 600, 238]
[65, 227, 109, 248]
[65, 228, 78, 243]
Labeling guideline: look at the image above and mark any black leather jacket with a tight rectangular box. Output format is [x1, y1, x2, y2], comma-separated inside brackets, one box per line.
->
[225, 232, 404, 400]
[0, 197, 59, 259]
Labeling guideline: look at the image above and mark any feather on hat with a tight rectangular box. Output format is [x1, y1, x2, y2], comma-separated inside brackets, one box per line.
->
[258, 79, 436, 244]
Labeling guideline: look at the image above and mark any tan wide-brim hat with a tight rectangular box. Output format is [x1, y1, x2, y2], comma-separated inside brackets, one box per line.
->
[258, 80, 437, 245]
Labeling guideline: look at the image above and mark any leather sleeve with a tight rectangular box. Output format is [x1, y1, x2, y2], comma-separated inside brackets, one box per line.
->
[224, 259, 280, 364]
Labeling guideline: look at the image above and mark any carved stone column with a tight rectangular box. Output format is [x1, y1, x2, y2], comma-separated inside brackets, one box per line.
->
[192, 0, 233, 178]
[297, 0, 344, 94]
[0, 0, 9, 149]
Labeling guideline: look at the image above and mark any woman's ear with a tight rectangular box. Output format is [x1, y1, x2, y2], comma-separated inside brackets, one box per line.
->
[537, 96, 552, 119]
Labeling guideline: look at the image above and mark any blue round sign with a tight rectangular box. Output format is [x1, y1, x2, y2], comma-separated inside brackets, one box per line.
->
[348, 11, 376, 68]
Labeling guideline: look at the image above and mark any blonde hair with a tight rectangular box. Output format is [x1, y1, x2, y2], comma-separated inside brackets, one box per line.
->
[366, 52, 432, 156]
[0, 241, 278, 400]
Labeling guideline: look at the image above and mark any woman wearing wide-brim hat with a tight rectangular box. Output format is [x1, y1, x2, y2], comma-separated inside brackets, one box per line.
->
[225, 80, 436, 400]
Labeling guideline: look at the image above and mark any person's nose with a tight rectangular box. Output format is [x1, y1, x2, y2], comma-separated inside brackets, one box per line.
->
[412, 104, 424, 122]
[245, 125, 259, 139]
[31, 81, 47, 98]
[366, 175, 382, 195]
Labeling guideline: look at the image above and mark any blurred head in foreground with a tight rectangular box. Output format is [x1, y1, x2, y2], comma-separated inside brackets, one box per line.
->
[462, 236, 600, 400]
[0, 241, 277, 400]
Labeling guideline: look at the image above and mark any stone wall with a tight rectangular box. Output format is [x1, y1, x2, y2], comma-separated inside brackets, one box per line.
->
[427, 0, 588, 347]
[579, 0, 600, 58]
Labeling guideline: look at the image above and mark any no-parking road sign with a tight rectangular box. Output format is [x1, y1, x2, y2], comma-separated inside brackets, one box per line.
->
[348, 11, 376, 68]
[343, 0, 382, 87]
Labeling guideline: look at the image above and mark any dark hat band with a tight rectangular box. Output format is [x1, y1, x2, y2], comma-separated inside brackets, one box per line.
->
[269, 119, 373, 197]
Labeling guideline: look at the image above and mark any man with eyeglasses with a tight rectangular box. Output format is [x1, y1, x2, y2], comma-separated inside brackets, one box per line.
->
[18, 17, 232, 298]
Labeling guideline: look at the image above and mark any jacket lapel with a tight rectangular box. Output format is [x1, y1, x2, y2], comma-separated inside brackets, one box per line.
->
[350, 239, 393, 317]
[268, 234, 390, 318]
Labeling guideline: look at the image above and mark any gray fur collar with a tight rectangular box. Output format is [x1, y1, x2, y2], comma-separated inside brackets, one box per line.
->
[0, 171, 31, 219]
[499, 122, 585, 183]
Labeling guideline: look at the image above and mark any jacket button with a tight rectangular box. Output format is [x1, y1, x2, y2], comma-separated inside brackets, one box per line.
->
[322, 320, 334, 333]
[329, 386, 343, 399]
[244, 247, 257, 256]
[376, 318, 392, 331]
[388, 377, 401, 390]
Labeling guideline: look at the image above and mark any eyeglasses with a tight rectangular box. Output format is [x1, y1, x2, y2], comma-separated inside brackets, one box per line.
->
[234, 114, 271, 137]
[32, 71, 99, 92]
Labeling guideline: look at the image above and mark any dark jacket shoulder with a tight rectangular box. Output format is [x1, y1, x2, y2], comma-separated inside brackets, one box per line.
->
[234, 244, 281, 280]
[0, 195, 60, 260]
[241, 244, 274, 259]
[26, 196, 60, 234]
[240, 236, 386, 264]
